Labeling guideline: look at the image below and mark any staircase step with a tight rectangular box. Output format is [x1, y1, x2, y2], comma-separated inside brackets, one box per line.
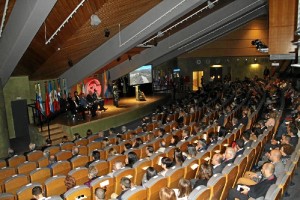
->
[39, 123, 61, 132]
[41, 128, 63, 136]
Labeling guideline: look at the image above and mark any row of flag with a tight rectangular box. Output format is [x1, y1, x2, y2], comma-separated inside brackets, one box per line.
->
[35, 78, 68, 117]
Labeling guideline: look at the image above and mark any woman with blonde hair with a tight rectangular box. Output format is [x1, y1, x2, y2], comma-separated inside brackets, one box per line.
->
[159, 187, 176, 200]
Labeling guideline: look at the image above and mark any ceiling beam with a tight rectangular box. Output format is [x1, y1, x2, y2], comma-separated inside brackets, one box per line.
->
[0, 0, 57, 86]
[60, 0, 209, 87]
[109, 0, 268, 80]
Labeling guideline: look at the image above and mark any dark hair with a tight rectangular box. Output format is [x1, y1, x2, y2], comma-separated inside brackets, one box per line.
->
[171, 135, 180, 146]
[121, 177, 131, 189]
[46, 138, 52, 145]
[290, 126, 298, 136]
[146, 145, 154, 154]
[64, 175, 76, 190]
[125, 143, 132, 150]
[187, 144, 197, 157]
[92, 150, 100, 160]
[178, 178, 192, 198]
[197, 163, 213, 180]
[242, 130, 251, 140]
[126, 152, 139, 168]
[281, 144, 294, 156]
[161, 157, 173, 169]
[32, 186, 43, 196]
[146, 167, 157, 181]
[284, 134, 291, 143]
[236, 139, 244, 149]
[218, 126, 227, 138]
[133, 138, 143, 148]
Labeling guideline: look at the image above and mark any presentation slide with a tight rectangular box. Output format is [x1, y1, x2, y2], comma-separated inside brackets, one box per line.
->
[129, 65, 152, 85]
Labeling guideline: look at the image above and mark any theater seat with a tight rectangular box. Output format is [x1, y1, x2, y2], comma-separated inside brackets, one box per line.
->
[16, 161, 37, 175]
[16, 182, 42, 200]
[182, 157, 199, 180]
[0, 167, 16, 192]
[7, 155, 26, 168]
[60, 142, 75, 151]
[233, 155, 247, 187]
[90, 160, 109, 177]
[44, 175, 66, 197]
[207, 173, 226, 200]
[43, 196, 63, 200]
[64, 185, 91, 200]
[55, 150, 72, 161]
[149, 152, 166, 172]
[44, 146, 61, 156]
[264, 184, 281, 200]
[70, 155, 89, 169]
[3, 174, 29, 195]
[74, 138, 89, 146]
[113, 167, 135, 194]
[26, 150, 43, 162]
[143, 175, 167, 200]
[132, 159, 151, 186]
[87, 142, 101, 156]
[68, 167, 89, 185]
[276, 173, 289, 198]
[107, 154, 126, 172]
[37, 156, 49, 168]
[0, 160, 6, 168]
[121, 186, 147, 200]
[187, 185, 211, 200]
[29, 167, 52, 185]
[52, 161, 71, 176]
[90, 176, 114, 200]
[220, 163, 238, 200]
[0, 193, 15, 200]
[165, 166, 184, 188]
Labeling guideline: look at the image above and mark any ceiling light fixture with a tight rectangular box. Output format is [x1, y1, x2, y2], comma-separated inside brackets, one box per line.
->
[91, 14, 101, 26]
[45, 0, 87, 44]
[0, 0, 10, 38]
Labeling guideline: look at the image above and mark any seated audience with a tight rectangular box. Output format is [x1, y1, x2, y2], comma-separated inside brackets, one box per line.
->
[170, 135, 180, 146]
[174, 178, 192, 200]
[84, 166, 99, 187]
[24, 143, 36, 156]
[68, 147, 79, 161]
[228, 163, 277, 200]
[280, 144, 294, 165]
[86, 150, 101, 168]
[62, 175, 76, 197]
[125, 151, 139, 168]
[234, 139, 245, 157]
[95, 187, 106, 200]
[242, 130, 253, 148]
[159, 157, 174, 176]
[211, 153, 224, 174]
[142, 167, 158, 185]
[145, 145, 154, 158]
[221, 147, 236, 168]
[112, 177, 132, 200]
[193, 163, 213, 189]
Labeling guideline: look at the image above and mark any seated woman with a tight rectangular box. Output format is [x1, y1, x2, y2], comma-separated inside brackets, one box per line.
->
[125, 151, 139, 168]
[174, 148, 185, 167]
[61, 175, 76, 198]
[173, 178, 192, 200]
[142, 167, 158, 186]
[132, 138, 143, 148]
[193, 163, 213, 189]
[84, 166, 99, 187]
[183, 144, 197, 159]
[170, 135, 180, 146]
[159, 187, 176, 200]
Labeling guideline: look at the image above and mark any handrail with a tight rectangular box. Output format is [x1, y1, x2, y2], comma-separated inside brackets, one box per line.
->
[27, 102, 51, 139]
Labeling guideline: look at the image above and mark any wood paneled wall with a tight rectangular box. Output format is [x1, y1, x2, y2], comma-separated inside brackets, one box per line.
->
[268, 0, 297, 55]
[179, 17, 269, 58]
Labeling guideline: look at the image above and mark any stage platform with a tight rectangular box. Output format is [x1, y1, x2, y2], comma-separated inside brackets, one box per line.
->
[55, 94, 171, 136]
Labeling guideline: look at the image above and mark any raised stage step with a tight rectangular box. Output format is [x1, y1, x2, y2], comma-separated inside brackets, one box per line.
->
[40, 124, 66, 145]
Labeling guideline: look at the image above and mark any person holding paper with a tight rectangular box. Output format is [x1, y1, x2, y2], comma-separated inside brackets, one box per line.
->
[227, 163, 277, 200]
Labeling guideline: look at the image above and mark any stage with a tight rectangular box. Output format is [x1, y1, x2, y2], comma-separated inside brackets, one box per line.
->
[54, 94, 171, 136]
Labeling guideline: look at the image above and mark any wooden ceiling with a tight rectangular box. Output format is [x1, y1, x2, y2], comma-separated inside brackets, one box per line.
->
[0, 0, 251, 81]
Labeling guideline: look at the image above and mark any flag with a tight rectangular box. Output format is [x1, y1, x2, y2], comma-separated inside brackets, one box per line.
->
[76, 83, 82, 94]
[103, 71, 107, 98]
[45, 82, 51, 116]
[37, 83, 44, 113]
[35, 84, 41, 116]
[53, 80, 60, 112]
[81, 81, 86, 94]
[63, 78, 68, 95]
[104, 71, 112, 98]
[48, 81, 54, 112]
[57, 78, 61, 100]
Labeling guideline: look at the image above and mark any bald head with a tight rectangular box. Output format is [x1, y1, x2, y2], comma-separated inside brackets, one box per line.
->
[262, 163, 275, 177]
[270, 149, 282, 162]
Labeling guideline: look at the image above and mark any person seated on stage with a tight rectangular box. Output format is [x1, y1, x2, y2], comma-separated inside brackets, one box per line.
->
[86, 91, 97, 117]
[69, 96, 80, 116]
[93, 89, 107, 111]
[228, 163, 277, 200]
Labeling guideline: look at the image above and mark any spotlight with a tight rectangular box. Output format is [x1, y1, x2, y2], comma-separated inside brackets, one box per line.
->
[91, 14, 101, 26]
[104, 28, 110, 37]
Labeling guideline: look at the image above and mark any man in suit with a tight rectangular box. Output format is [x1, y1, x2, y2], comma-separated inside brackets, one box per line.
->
[85, 150, 100, 168]
[235, 139, 245, 157]
[116, 177, 131, 200]
[228, 163, 277, 200]
[221, 147, 236, 168]
[242, 130, 253, 148]
[211, 153, 224, 174]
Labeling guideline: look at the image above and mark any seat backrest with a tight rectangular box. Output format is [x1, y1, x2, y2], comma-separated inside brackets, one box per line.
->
[51, 161, 71, 176]
[68, 167, 89, 185]
[113, 167, 135, 194]
[87, 134, 99, 143]
[182, 157, 199, 180]
[150, 152, 166, 172]
[29, 167, 52, 184]
[0, 160, 6, 168]
[4, 174, 29, 194]
[165, 166, 184, 188]
[26, 150, 43, 162]
[16, 161, 37, 175]
[7, 155, 26, 168]
[60, 142, 75, 151]
[43, 196, 63, 200]
[16, 182, 42, 200]
[220, 163, 238, 200]
[143, 175, 168, 200]
[44, 146, 61, 156]
[74, 138, 89, 146]
[176, 140, 189, 152]
[187, 185, 211, 200]
[207, 173, 226, 200]
[44, 175, 66, 196]
[64, 185, 91, 200]
[195, 150, 211, 166]
[121, 186, 147, 200]
[233, 155, 248, 185]
[90, 160, 109, 177]
[37, 156, 49, 168]
[0, 167, 16, 188]
[55, 150, 72, 161]
[132, 159, 151, 186]
[0, 193, 15, 200]
[70, 155, 89, 169]
[107, 154, 126, 172]
[87, 142, 101, 156]
[264, 184, 281, 200]
[90, 176, 114, 200]
[244, 147, 256, 172]
[276, 173, 289, 198]
[76, 145, 88, 156]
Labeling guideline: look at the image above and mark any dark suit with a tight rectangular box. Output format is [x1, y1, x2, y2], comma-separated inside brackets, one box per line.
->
[212, 164, 223, 174]
[221, 158, 235, 169]
[117, 189, 129, 200]
[239, 116, 248, 126]
[235, 148, 245, 157]
[228, 175, 277, 200]
[290, 136, 298, 147]
[244, 140, 253, 148]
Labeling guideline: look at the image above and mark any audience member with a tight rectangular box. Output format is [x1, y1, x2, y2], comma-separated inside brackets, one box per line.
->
[159, 157, 173, 176]
[95, 187, 106, 200]
[32, 186, 45, 200]
[174, 178, 192, 200]
[159, 187, 176, 200]
[86, 150, 101, 168]
[234, 139, 245, 157]
[142, 167, 158, 185]
[125, 151, 139, 168]
[84, 166, 99, 187]
[211, 153, 223, 174]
